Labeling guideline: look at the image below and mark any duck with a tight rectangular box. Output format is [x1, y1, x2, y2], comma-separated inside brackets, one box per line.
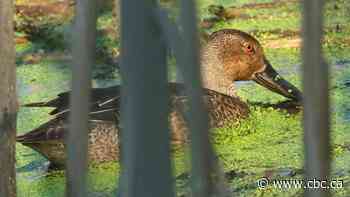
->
[200, 4, 250, 29]
[17, 29, 302, 169]
[207, 5, 249, 21]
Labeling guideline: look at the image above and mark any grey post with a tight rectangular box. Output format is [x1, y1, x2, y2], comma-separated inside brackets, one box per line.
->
[118, 0, 174, 197]
[66, 0, 97, 196]
[302, 0, 330, 197]
[0, 0, 17, 196]
[179, 1, 213, 196]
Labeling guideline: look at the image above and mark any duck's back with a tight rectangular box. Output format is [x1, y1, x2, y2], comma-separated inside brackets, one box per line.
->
[23, 83, 249, 127]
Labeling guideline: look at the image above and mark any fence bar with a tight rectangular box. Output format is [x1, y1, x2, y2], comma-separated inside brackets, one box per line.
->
[302, 1, 330, 197]
[0, 0, 17, 196]
[66, 0, 97, 196]
[178, 1, 213, 196]
[118, 0, 174, 197]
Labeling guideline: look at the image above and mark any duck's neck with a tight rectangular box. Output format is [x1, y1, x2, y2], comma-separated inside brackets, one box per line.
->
[200, 47, 236, 97]
[175, 44, 237, 97]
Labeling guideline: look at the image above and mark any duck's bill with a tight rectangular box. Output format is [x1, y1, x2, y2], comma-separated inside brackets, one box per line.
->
[253, 59, 302, 102]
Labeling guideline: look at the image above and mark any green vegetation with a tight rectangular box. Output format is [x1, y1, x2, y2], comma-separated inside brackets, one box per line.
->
[15, 0, 350, 196]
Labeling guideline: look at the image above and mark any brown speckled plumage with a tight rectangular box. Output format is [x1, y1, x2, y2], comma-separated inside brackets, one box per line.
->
[17, 29, 302, 168]
[18, 84, 249, 167]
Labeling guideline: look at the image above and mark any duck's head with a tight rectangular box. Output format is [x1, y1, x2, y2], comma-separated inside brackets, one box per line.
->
[201, 29, 302, 102]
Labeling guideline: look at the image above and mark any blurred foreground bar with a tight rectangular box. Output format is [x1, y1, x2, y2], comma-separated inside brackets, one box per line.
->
[302, 1, 330, 197]
[118, 0, 174, 197]
[66, 0, 97, 196]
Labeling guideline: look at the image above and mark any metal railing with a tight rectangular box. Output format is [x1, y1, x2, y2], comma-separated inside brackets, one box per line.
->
[0, 0, 331, 196]
[0, 0, 17, 196]
[302, 1, 330, 197]
[66, 0, 97, 196]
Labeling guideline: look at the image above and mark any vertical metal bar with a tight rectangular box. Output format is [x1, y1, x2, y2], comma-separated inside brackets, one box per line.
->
[0, 0, 17, 196]
[118, 0, 174, 197]
[66, 0, 97, 196]
[302, 1, 330, 197]
[114, 0, 120, 39]
[178, 1, 212, 196]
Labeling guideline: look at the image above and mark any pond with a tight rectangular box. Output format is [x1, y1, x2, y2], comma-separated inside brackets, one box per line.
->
[14, 0, 350, 196]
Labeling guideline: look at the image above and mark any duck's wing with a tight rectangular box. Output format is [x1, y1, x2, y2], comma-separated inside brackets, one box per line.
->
[171, 87, 250, 128]
[17, 107, 119, 144]
[23, 85, 121, 116]
[16, 109, 120, 169]
[19, 85, 121, 143]
[17, 116, 67, 143]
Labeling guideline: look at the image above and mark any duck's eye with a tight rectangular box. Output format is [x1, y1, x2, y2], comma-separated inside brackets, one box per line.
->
[243, 43, 254, 55]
